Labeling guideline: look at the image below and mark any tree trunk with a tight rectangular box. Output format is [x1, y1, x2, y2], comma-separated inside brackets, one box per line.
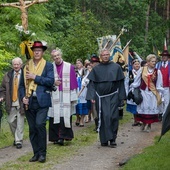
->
[145, 3, 150, 43]
[154, 0, 157, 12]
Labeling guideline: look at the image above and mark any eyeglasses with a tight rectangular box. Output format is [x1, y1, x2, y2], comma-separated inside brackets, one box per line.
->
[33, 49, 43, 53]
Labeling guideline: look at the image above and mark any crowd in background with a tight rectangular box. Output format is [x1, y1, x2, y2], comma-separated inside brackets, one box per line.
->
[0, 40, 170, 163]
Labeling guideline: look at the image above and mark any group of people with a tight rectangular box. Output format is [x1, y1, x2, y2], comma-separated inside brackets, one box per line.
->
[0, 39, 169, 163]
[125, 49, 170, 133]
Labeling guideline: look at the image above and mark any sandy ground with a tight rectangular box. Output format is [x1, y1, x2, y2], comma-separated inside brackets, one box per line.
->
[50, 121, 162, 170]
[0, 120, 162, 170]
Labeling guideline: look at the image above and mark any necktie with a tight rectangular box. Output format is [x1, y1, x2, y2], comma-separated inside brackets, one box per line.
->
[12, 72, 19, 102]
[163, 61, 166, 68]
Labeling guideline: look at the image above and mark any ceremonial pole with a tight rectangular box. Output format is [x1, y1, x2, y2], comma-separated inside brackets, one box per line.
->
[0, 0, 49, 109]
[0, 0, 48, 32]
[123, 39, 132, 52]
[108, 27, 126, 51]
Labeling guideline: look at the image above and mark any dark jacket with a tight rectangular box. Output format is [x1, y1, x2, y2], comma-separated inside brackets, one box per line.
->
[19, 61, 54, 108]
[0, 69, 25, 114]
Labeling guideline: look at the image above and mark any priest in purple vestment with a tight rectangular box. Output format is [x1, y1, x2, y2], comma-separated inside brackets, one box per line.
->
[48, 48, 78, 146]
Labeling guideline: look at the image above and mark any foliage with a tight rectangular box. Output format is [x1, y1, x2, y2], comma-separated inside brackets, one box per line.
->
[0, 0, 169, 70]
[55, 10, 101, 63]
[0, 41, 15, 81]
[15, 24, 35, 41]
[0, 1, 54, 55]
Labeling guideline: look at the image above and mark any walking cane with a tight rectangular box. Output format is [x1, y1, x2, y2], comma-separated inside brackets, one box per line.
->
[25, 60, 30, 110]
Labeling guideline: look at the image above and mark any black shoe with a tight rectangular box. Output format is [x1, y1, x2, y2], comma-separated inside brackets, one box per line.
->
[158, 114, 162, 122]
[101, 142, 108, 146]
[119, 116, 123, 120]
[110, 140, 117, 148]
[79, 124, 84, 127]
[93, 127, 98, 133]
[53, 141, 59, 144]
[38, 155, 46, 163]
[13, 141, 16, 146]
[29, 155, 39, 162]
[132, 122, 142, 126]
[58, 139, 64, 146]
[75, 122, 80, 126]
[16, 143, 22, 149]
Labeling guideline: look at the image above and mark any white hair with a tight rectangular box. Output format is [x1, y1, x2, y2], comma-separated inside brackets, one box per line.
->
[12, 57, 23, 65]
[51, 47, 63, 56]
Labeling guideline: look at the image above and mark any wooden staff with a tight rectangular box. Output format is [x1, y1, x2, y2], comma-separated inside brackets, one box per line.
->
[103, 38, 111, 49]
[25, 60, 30, 110]
[0, 0, 48, 32]
[122, 39, 132, 52]
[108, 27, 126, 51]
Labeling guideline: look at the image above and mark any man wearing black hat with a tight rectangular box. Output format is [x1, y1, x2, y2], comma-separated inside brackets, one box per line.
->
[156, 49, 170, 119]
[19, 41, 54, 163]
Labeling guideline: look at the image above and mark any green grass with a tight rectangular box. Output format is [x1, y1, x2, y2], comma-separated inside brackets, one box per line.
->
[0, 114, 29, 148]
[0, 124, 98, 170]
[121, 128, 170, 170]
[2, 108, 170, 170]
[0, 108, 134, 169]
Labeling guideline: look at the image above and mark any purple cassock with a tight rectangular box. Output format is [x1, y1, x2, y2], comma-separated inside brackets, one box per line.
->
[55, 61, 78, 91]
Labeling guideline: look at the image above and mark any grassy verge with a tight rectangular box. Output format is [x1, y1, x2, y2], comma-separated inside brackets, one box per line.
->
[0, 115, 29, 148]
[1, 124, 98, 169]
[0, 109, 133, 169]
[121, 131, 170, 170]
[1, 109, 169, 170]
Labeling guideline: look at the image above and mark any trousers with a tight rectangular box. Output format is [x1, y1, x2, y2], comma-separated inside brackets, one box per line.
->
[8, 106, 25, 144]
[25, 97, 49, 157]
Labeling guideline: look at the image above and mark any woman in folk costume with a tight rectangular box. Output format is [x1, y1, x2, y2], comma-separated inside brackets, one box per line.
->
[75, 59, 89, 127]
[125, 59, 141, 126]
[48, 48, 78, 146]
[130, 54, 164, 132]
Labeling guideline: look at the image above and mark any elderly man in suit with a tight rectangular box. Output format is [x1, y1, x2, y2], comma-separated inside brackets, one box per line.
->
[19, 41, 54, 163]
[0, 57, 25, 149]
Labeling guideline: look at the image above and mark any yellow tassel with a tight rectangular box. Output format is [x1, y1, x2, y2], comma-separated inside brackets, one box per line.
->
[26, 41, 34, 58]
[19, 41, 34, 58]
[20, 42, 26, 56]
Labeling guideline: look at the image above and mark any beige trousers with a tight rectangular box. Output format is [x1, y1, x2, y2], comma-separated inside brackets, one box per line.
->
[7, 106, 25, 144]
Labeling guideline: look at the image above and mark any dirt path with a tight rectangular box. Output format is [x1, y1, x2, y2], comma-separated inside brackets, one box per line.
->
[0, 121, 162, 169]
[50, 121, 162, 170]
